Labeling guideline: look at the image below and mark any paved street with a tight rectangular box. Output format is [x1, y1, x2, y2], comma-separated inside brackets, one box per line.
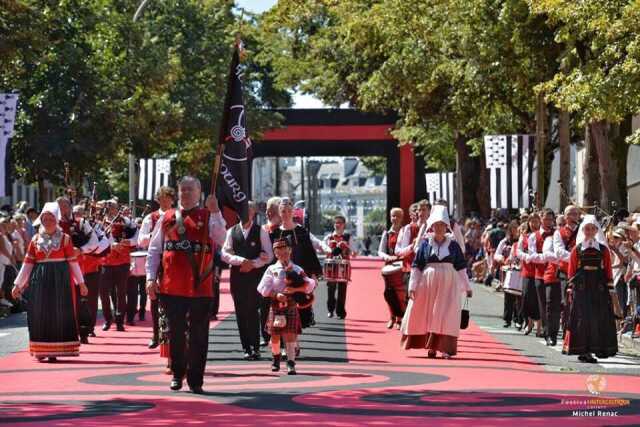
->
[1, 258, 639, 425]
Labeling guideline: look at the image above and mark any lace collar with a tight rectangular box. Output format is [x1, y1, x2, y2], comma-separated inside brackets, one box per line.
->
[36, 229, 63, 257]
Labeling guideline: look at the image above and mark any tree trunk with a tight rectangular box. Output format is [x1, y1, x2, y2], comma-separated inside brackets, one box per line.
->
[558, 110, 571, 209]
[608, 116, 632, 209]
[37, 175, 46, 210]
[583, 124, 601, 208]
[455, 133, 471, 217]
[476, 153, 491, 219]
[590, 119, 621, 210]
[535, 93, 549, 208]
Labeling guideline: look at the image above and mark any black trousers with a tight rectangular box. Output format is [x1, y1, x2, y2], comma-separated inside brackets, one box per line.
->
[160, 294, 211, 387]
[100, 264, 129, 324]
[230, 276, 260, 352]
[83, 271, 101, 334]
[503, 292, 522, 324]
[536, 279, 562, 339]
[126, 275, 146, 322]
[327, 281, 347, 318]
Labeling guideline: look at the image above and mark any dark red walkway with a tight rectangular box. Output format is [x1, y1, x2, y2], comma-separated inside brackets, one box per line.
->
[0, 259, 638, 425]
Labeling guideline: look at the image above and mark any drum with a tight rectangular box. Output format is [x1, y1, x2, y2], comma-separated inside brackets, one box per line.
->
[130, 251, 148, 277]
[323, 258, 339, 281]
[335, 259, 351, 283]
[382, 261, 403, 276]
[503, 268, 523, 296]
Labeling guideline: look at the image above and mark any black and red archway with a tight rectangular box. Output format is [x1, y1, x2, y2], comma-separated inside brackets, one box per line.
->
[254, 109, 426, 216]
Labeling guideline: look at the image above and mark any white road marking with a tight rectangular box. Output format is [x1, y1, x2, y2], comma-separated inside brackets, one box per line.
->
[538, 340, 640, 369]
[0, 333, 9, 338]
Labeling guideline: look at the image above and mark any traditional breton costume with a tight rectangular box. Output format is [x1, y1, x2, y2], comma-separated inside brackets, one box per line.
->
[322, 231, 355, 319]
[517, 230, 540, 325]
[378, 225, 406, 327]
[138, 209, 165, 349]
[495, 236, 522, 327]
[100, 208, 137, 331]
[400, 206, 471, 357]
[563, 216, 618, 362]
[257, 238, 316, 373]
[526, 226, 556, 340]
[221, 219, 273, 359]
[13, 203, 85, 359]
[146, 204, 226, 391]
[553, 222, 579, 335]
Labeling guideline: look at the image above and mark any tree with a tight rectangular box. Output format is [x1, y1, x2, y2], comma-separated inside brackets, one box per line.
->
[530, 0, 640, 208]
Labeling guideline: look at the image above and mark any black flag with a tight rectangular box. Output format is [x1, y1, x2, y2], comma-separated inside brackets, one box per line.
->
[216, 41, 251, 223]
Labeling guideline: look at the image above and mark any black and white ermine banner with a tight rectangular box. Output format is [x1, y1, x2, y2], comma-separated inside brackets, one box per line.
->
[138, 158, 171, 201]
[425, 172, 456, 215]
[0, 93, 19, 198]
[484, 135, 536, 209]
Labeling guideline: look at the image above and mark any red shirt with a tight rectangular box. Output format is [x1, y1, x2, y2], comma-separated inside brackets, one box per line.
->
[520, 236, 535, 279]
[558, 225, 577, 274]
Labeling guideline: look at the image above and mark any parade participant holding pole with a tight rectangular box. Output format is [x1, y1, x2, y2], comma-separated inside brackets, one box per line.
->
[258, 237, 316, 375]
[146, 176, 226, 393]
[12, 203, 88, 362]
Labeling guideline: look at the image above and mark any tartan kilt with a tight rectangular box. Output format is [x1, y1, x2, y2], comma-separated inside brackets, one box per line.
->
[266, 302, 301, 335]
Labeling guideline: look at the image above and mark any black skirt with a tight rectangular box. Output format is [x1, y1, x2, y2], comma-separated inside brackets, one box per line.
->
[519, 276, 540, 321]
[27, 261, 80, 358]
[564, 270, 618, 358]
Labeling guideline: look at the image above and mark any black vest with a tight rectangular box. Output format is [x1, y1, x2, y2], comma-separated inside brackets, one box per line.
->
[230, 223, 263, 281]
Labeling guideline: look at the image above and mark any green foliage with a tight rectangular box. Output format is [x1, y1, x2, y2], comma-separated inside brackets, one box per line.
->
[0, 0, 289, 197]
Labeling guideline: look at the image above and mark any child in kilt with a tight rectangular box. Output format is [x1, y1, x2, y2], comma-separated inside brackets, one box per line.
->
[258, 237, 316, 375]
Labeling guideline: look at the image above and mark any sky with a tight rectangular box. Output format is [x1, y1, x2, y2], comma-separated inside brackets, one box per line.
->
[235, 0, 328, 109]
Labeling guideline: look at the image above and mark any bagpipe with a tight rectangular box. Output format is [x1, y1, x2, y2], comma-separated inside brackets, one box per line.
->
[284, 268, 314, 309]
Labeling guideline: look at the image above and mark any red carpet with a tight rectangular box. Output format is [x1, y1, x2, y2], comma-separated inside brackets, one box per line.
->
[0, 258, 638, 425]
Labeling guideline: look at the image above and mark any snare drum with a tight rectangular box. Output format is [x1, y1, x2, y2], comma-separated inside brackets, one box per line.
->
[382, 261, 403, 276]
[335, 258, 351, 283]
[323, 258, 338, 281]
[503, 268, 523, 296]
[130, 251, 148, 277]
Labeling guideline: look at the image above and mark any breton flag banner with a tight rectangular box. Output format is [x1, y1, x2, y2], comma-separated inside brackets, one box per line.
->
[0, 93, 19, 197]
[216, 40, 251, 223]
[138, 158, 171, 201]
[484, 134, 536, 209]
[425, 171, 456, 215]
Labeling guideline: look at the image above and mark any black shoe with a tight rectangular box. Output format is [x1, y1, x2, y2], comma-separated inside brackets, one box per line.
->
[80, 336, 89, 344]
[243, 350, 252, 361]
[338, 315, 346, 320]
[170, 378, 183, 391]
[327, 312, 334, 318]
[138, 310, 145, 321]
[190, 385, 204, 394]
[251, 350, 261, 361]
[48, 357, 57, 362]
[578, 354, 598, 364]
[102, 321, 112, 331]
[210, 314, 218, 321]
[88, 331, 96, 337]
[116, 323, 125, 332]
[503, 322, 511, 328]
[287, 360, 297, 375]
[271, 354, 281, 372]
[545, 336, 552, 346]
[148, 339, 159, 349]
[550, 337, 557, 347]
[260, 338, 267, 347]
